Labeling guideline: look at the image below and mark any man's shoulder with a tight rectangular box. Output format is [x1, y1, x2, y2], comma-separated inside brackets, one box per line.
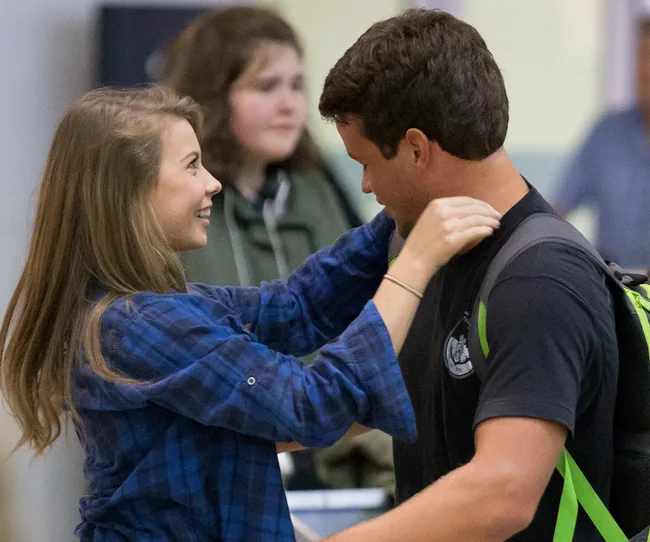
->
[483, 239, 617, 377]
[499, 239, 607, 293]
[490, 240, 614, 337]
[495, 202, 604, 286]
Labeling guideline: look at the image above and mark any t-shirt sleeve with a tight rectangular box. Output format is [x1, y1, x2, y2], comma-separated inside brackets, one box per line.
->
[473, 247, 605, 437]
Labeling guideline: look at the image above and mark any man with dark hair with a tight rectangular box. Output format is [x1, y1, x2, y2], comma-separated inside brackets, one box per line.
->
[319, 9, 617, 541]
[554, 17, 650, 271]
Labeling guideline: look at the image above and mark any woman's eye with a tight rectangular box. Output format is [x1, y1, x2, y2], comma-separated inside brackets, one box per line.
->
[292, 77, 305, 92]
[256, 81, 277, 92]
[188, 158, 198, 169]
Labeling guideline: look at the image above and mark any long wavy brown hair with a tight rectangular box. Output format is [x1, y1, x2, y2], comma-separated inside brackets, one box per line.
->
[0, 86, 202, 454]
[164, 6, 324, 185]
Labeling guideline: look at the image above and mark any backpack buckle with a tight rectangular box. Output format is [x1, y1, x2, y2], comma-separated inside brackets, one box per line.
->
[607, 262, 648, 287]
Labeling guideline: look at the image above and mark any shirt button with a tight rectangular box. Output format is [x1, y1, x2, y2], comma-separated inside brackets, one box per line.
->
[247, 377, 256, 385]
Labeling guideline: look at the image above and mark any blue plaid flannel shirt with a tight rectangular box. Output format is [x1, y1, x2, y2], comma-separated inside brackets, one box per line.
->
[71, 211, 416, 541]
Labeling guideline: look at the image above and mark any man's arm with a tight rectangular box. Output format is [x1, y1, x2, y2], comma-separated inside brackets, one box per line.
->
[324, 416, 567, 542]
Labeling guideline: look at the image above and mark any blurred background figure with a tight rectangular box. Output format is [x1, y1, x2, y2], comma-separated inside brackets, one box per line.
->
[163, 5, 394, 494]
[165, 7, 361, 286]
[554, 13, 650, 270]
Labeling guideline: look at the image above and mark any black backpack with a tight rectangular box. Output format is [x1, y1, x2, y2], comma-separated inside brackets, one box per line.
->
[388, 213, 650, 540]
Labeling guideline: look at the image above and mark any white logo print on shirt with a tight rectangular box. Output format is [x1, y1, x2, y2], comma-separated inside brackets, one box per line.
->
[443, 312, 474, 379]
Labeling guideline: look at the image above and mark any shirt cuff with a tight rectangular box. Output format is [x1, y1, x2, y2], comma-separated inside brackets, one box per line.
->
[365, 210, 396, 247]
[343, 300, 417, 443]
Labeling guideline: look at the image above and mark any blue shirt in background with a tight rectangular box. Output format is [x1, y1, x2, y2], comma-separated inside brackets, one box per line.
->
[72, 212, 416, 541]
[555, 105, 650, 269]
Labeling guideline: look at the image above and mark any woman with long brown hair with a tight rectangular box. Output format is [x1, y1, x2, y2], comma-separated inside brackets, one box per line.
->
[0, 85, 499, 540]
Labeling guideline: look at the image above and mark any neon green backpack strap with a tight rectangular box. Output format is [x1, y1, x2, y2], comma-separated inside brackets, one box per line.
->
[555, 449, 627, 541]
[478, 303, 626, 541]
[468, 213, 629, 541]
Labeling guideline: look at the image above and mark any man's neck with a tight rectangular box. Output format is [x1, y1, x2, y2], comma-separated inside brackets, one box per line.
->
[432, 149, 528, 216]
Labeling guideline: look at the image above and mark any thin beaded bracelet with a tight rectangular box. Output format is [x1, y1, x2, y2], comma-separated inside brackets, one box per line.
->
[383, 274, 424, 299]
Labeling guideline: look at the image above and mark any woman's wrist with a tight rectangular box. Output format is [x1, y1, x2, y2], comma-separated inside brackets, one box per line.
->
[387, 252, 436, 294]
[383, 274, 424, 298]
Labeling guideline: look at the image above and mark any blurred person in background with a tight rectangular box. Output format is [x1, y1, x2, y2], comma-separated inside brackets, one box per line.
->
[164, 6, 395, 494]
[554, 16, 650, 271]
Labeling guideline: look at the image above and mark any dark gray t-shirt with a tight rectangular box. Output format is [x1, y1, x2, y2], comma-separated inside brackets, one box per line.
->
[393, 187, 618, 540]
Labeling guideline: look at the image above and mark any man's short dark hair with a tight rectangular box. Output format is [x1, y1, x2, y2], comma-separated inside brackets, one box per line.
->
[319, 9, 509, 160]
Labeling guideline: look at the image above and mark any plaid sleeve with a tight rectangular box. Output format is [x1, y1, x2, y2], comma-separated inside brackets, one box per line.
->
[190, 211, 395, 356]
[120, 293, 416, 446]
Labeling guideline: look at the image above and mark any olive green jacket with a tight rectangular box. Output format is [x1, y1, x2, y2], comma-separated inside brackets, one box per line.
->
[181, 169, 354, 286]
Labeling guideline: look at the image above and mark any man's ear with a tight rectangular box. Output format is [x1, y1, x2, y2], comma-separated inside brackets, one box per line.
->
[404, 128, 431, 168]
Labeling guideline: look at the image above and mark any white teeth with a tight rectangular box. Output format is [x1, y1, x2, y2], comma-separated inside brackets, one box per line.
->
[196, 208, 211, 218]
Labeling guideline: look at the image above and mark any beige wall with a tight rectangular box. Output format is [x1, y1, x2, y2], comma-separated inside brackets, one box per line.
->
[464, 0, 606, 153]
[463, 0, 606, 240]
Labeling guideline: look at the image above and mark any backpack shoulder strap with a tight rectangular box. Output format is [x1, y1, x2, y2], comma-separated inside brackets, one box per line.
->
[467, 212, 617, 380]
[466, 212, 635, 541]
